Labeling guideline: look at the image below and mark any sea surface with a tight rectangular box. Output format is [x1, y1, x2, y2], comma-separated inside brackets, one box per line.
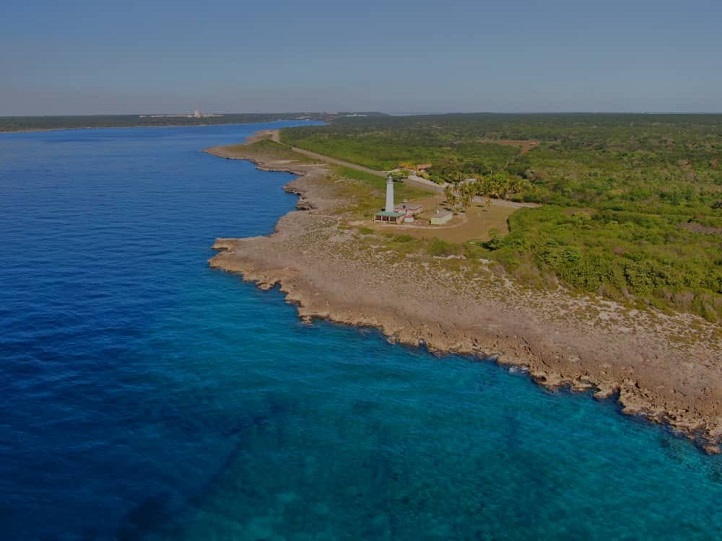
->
[2, 123, 722, 541]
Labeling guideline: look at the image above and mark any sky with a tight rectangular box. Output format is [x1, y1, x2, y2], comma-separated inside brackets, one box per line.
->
[2, 0, 721, 115]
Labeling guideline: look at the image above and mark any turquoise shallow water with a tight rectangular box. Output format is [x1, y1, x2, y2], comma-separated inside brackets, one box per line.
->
[1, 124, 722, 540]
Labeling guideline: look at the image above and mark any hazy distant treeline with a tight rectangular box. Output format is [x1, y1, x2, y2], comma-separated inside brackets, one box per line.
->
[0, 112, 353, 132]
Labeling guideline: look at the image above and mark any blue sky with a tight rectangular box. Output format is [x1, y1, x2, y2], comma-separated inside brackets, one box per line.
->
[2, 0, 721, 114]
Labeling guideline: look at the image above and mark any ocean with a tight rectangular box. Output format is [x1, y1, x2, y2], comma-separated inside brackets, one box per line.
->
[1, 123, 721, 540]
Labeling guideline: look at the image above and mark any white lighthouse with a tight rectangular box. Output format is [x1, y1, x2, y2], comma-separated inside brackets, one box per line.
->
[374, 174, 405, 224]
[385, 175, 395, 212]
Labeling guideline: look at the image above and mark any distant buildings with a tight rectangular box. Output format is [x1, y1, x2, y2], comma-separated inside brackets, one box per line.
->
[190, 109, 221, 118]
[139, 110, 222, 119]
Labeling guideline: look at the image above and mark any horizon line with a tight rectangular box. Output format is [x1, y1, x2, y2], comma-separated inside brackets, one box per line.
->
[3, 110, 722, 118]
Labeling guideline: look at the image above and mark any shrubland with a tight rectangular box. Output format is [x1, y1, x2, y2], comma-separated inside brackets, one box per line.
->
[282, 114, 722, 320]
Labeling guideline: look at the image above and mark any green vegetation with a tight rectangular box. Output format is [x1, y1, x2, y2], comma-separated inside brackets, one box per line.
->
[335, 166, 387, 188]
[282, 113, 722, 320]
[427, 238, 461, 257]
[496, 206, 722, 316]
[282, 120, 521, 173]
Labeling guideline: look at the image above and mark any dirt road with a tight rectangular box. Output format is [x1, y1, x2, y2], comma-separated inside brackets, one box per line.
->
[270, 130, 386, 178]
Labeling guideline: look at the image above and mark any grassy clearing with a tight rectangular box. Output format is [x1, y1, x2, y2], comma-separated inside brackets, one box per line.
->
[332, 166, 429, 219]
[282, 126, 522, 171]
[335, 165, 520, 247]
[336, 166, 428, 200]
[215, 139, 320, 164]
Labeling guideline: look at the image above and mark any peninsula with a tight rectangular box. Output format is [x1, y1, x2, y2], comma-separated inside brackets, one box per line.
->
[207, 119, 722, 452]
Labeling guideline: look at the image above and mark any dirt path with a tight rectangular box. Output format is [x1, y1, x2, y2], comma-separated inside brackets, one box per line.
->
[269, 131, 544, 202]
[270, 130, 387, 178]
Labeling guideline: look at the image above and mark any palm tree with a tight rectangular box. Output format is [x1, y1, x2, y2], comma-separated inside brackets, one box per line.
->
[459, 181, 476, 209]
[444, 184, 458, 210]
[474, 177, 497, 208]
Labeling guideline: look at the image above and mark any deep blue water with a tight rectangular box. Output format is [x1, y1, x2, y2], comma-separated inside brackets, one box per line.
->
[2, 123, 722, 541]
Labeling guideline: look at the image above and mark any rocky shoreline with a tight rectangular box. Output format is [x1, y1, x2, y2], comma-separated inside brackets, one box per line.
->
[205, 141, 722, 453]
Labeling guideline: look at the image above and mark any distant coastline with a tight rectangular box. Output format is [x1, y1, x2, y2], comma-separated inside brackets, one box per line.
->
[206, 134, 722, 453]
[0, 113, 336, 134]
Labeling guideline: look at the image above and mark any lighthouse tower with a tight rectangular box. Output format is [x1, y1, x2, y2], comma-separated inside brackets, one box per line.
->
[385, 175, 395, 212]
[374, 174, 404, 224]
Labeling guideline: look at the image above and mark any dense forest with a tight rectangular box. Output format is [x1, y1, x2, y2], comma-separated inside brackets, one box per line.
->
[281, 114, 722, 320]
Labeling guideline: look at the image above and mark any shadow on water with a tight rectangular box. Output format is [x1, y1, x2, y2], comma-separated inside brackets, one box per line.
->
[25, 395, 292, 540]
[27, 342, 722, 541]
[112, 396, 291, 540]
[116, 493, 175, 541]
